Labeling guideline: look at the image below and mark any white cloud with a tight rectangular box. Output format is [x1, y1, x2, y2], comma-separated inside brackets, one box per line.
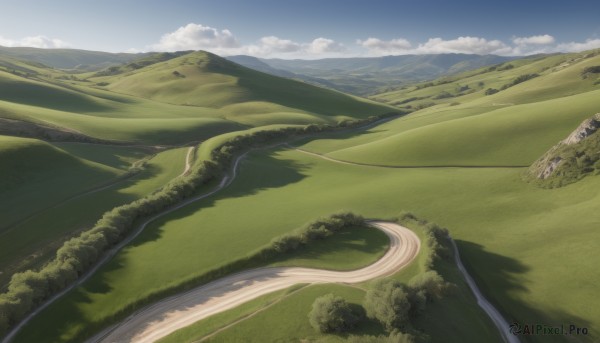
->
[414, 36, 511, 55]
[147, 24, 346, 58]
[0, 35, 70, 49]
[358, 37, 412, 55]
[307, 37, 345, 54]
[513, 34, 555, 46]
[248, 36, 301, 55]
[151, 23, 239, 51]
[555, 38, 600, 53]
[357, 36, 512, 56]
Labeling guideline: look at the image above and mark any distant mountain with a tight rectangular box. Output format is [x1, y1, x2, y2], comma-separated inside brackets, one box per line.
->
[226, 55, 340, 91]
[0, 46, 150, 71]
[229, 54, 514, 95]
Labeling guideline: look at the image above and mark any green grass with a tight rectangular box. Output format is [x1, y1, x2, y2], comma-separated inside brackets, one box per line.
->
[6, 49, 600, 343]
[156, 287, 293, 343]
[52, 142, 151, 170]
[97, 51, 397, 120]
[0, 146, 188, 287]
[298, 88, 600, 167]
[160, 220, 501, 343]
[0, 136, 122, 230]
[15, 143, 600, 343]
[0, 51, 393, 146]
[269, 225, 389, 271]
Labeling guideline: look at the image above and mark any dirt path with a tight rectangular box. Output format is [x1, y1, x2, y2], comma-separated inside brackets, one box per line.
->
[180, 147, 195, 177]
[289, 145, 527, 169]
[87, 221, 420, 343]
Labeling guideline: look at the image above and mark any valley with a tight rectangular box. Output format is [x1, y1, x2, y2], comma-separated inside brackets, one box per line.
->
[0, 39, 599, 343]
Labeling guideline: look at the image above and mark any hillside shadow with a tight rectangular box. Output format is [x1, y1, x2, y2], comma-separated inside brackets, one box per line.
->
[452, 240, 594, 343]
[127, 150, 310, 247]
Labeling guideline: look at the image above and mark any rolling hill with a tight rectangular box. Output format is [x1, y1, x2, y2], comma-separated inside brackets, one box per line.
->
[0, 45, 148, 71]
[3, 46, 600, 343]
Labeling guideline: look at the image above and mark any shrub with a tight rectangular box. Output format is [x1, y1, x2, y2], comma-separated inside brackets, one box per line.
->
[347, 331, 415, 343]
[485, 88, 499, 95]
[408, 270, 448, 300]
[582, 66, 600, 76]
[432, 91, 453, 100]
[309, 294, 360, 333]
[500, 73, 539, 90]
[364, 279, 411, 330]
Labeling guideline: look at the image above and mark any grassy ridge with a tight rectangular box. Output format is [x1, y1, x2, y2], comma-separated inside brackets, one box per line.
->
[98, 51, 396, 120]
[327, 90, 600, 166]
[0, 51, 394, 145]
[0, 136, 122, 230]
[0, 146, 188, 287]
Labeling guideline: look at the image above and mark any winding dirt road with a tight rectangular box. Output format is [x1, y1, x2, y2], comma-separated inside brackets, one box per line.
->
[87, 221, 420, 343]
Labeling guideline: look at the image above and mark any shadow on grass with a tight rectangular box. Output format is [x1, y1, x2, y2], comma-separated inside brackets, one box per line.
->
[128, 149, 311, 246]
[452, 240, 594, 343]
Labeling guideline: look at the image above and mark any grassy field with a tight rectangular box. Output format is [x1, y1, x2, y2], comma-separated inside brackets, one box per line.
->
[0, 146, 188, 287]
[4, 49, 600, 343]
[0, 136, 123, 230]
[14, 140, 600, 342]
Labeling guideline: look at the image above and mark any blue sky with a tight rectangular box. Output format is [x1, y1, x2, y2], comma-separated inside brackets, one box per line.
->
[1, 0, 600, 58]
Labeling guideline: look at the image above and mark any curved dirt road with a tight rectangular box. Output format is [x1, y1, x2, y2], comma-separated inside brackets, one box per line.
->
[87, 221, 420, 343]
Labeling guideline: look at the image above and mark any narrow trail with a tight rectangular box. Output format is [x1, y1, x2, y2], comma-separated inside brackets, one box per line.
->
[180, 147, 195, 177]
[87, 221, 420, 343]
[449, 238, 520, 343]
[289, 145, 528, 169]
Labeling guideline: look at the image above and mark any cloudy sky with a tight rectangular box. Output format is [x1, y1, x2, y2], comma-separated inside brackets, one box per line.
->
[1, 0, 600, 58]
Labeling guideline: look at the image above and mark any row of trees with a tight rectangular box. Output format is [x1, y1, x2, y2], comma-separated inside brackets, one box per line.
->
[0, 112, 399, 336]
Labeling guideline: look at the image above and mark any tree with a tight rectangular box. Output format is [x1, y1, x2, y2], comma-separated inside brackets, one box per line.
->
[364, 279, 411, 330]
[309, 294, 360, 333]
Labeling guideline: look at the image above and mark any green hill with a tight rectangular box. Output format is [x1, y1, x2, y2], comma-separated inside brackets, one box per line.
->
[0, 51, 396, 144]
[0, 46, 147, 71]
[93, 51, 397, 124]
[293, 50, 600, 167]
[0, 136, 122, 229]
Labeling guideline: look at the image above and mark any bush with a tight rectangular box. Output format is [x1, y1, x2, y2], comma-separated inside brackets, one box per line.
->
[364, 279, 411, 330]
[432, 91, 453, 100]
[408, 270, 448, 300]
[347, 331, 415, 343]
[485, 88, 499, 95]
[309, 294, 360, 333]
[500, 73, 539, 90]
[582, 66, 600, 76]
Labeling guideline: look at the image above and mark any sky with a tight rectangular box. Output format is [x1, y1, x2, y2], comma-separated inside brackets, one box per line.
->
[1, 0, 600, 59]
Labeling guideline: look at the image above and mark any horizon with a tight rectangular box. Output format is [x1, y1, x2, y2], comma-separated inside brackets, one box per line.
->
[1, 0, 600, 59]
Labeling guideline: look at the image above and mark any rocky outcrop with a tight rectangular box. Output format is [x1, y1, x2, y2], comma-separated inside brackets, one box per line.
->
[528, 113, 600, 181]
[562, 113, 600, 145]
